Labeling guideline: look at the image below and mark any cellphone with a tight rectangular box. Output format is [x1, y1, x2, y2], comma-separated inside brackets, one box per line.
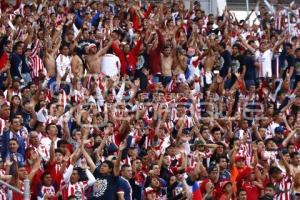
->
[213, 70, 219, 74]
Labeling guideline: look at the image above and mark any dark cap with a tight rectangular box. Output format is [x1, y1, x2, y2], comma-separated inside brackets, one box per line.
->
[274, 126, 284, 134]
[13, 76, 21, 82]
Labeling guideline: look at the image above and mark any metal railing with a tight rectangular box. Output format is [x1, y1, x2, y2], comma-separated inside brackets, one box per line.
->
[0, 179, 30, 200]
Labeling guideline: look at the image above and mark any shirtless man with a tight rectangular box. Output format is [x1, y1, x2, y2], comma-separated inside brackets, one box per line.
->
[44, 38, 61, 86]
[85, 40, 113, 74]
[161, 46, 173, 86]
[71, 52, 84, 79]
[172, 47, 187, 82]
[203, 49, 216, 85]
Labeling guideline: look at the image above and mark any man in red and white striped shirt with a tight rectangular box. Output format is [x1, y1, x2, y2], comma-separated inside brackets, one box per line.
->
[269, 166, 293, 200]
[37, 172, 57, 200]
[61, 161, 96, 200]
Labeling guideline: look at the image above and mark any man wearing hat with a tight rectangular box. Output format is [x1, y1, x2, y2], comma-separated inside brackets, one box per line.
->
[273, 126, 285, 146]
[219, 180, 235, 200]
[144, 187, 157, 200]
[85, 40, 113, 74]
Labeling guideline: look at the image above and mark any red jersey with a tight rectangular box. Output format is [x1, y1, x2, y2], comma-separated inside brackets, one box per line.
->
[46, 161, 65, 186]
[241, 182, 260, 200]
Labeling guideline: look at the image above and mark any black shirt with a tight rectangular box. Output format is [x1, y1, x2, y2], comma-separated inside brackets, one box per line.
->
[92, 169, 119, 200]
[220, 50, 232, 78]
[231, 54, 245, 73]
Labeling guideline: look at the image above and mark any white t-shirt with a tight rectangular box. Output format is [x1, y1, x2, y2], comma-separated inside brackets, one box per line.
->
[255, 49, 273, 78]
[56, 54, 72, 82]
[40, 137, 61, 156]
[100, 54, 120, 77]
[268, 122, 279, 137]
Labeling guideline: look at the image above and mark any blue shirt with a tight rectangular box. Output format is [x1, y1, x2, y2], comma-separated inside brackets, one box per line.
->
[117, 177, 132, 200]
[219, 169, 231, 181]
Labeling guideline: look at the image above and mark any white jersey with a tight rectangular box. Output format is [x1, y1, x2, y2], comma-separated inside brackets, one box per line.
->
[101, 54, 121, 77]
[255, 49, 273, 78]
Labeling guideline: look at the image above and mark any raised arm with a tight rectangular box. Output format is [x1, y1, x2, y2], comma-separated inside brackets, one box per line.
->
[272, 34, 287, 53]
[96, 39, 113, 57]
[282, 130, 297, 147]
[238, 34, 256, 54]
[81, 143, 97, 173]
[113, 142, 126, 176]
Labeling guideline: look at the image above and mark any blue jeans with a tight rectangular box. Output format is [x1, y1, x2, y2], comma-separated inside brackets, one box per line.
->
[162, 76, 172, 86]
[152, 74, 161, 83]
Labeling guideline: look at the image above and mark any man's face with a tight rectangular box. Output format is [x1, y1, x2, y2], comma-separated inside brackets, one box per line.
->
[209, 169, 218, 181]
[29, 134, 39, 146]
[13, 81, 20, 90]
[43, 174, 53, 186]
[16, 46, 23, 55]
[163, 155, 171, 166]
[0, 105, 10, 119]
[124, 44, 130, 54]
[70, 170, 80, 184]
[152, 165, 160, 176]
[133, 159, 142, 171]
[62, 46, 69, 55]
[238, 190, 247, 200]
[100, 163, 111, 174]
[288, 145, 295, 153]
[18, 167, 28, 180]
[11, 118, 21, 132]
[212, 131, 221, 142]
[47, 125, 58, 138]
[122, 167, 133, 179]
[163, 48, 171, 56]
[219, 158, 227, 169]
[90, 46, 97, 54]
[9, 140, 19, 152]
[260, 42, 267, 52]
[232, 46, 239, 55]
[55, 152, 63, 163]
[265, 187, 276, 197]
[151, 177, 160, 188]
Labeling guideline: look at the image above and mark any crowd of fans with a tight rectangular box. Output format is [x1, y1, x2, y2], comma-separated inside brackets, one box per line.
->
[0, 0, 300, 199]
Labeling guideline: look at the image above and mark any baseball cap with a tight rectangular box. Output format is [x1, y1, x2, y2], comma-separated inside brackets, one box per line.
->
[145, 187, 156, 195]
[235, 155, 246, 162]
[220, 181, 232, 189]
[274, 126, 284, 134]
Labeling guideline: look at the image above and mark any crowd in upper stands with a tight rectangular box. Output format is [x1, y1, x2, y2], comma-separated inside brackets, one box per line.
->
[0, 0, 300, 199]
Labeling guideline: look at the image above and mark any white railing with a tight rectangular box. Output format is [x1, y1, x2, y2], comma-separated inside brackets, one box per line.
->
[0, 179, 30, 200]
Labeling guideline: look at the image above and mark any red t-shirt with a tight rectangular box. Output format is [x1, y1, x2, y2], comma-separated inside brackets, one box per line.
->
[46, 161, 65, 187]
[241, 182, 260, 200]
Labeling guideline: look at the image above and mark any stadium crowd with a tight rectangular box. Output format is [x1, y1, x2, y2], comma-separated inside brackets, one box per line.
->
[0, 0, 300, 199]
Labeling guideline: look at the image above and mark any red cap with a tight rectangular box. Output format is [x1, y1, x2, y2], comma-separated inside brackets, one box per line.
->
[235, 155, 246, 162]
[186, 167, 195, 174]
[220, 181, 232, 189]
[145, 187, 156, 195]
